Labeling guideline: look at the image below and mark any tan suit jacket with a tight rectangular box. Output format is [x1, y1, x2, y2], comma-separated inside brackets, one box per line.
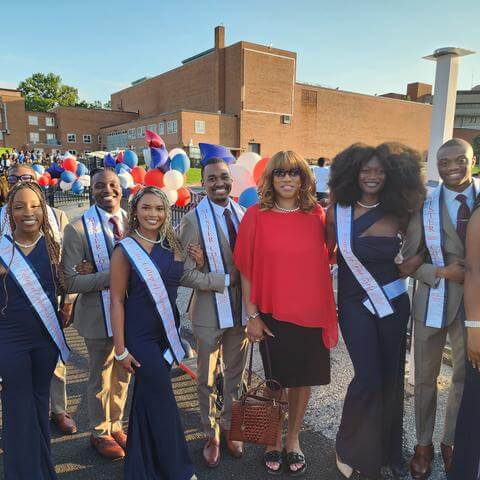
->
[179, 208, 243, 327]
[62, 208, 127, 339]
[402, 200, 465, 327]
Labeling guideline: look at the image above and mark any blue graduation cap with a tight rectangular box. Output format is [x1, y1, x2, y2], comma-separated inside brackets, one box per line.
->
[199, 143, 235, 166]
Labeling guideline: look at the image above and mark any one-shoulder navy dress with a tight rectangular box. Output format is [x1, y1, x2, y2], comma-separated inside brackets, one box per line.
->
[121, 239, 194, 480]
[336, 207, 410, 478]
[0, 237, 61, 479]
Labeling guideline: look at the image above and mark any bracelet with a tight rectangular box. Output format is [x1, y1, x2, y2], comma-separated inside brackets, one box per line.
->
[246, 312, 260, 322]
[114, 348, 129, 361]
[465, 321, 480, 328]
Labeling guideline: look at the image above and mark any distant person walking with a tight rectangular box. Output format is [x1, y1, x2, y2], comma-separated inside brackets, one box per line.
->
[311, 157, 330, 203]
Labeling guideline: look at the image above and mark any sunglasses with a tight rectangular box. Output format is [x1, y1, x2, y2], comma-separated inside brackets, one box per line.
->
[7, 174, 35, 185]
[272, 168, 301, 178]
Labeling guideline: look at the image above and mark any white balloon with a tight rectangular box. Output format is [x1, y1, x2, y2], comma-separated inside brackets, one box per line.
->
[237, 152, 261, 173]
[60, 180, 72, 191]
[118, 172, 134, 189]
[161, 188, 178, 206]
[163, 170, 184, 191]
[78, 175, 91, 187]
[169, 148, 187, 159]
[229, 164, 255, 197]
[143, 148, 152, 167]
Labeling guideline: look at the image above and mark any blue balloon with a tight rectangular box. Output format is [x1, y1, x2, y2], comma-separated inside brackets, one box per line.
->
[104, 153, 116, 168]
[150, 146, 169, 169]
[170, 153, 190, 174]
[76, 163, 88, 177]
[71, 180, 85, 195]
[52, 162, 64, 173]
[115, 163, 131, 174]
[123, 150, 138, 168]
[238, 187, 259, 208]
[61, 170, 76, 183]
[32, 164, 44, 174]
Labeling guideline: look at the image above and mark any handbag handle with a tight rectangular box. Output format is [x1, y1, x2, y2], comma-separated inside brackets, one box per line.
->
[246, 336, 274, 387]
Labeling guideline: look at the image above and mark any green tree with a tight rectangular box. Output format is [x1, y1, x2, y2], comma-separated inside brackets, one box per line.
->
[18, 73, 79, 111]
[473, 135, 480, 162]
[104, 99, 111, 109]
[75, 99, 105, 109]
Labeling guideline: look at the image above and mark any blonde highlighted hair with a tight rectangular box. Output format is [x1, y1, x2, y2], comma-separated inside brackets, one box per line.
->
[258, 150, 317, 212]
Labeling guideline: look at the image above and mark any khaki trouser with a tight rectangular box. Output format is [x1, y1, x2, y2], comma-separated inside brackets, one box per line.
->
[414, 309, 466, 446]
[50, 360, 67, 415]
[84, 337, 130, 438]
[193, 324, 248, 439]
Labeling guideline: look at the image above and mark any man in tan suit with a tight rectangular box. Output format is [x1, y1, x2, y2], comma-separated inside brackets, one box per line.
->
[180, 157, 248, 468]
[401, 139, 476, 479]
[3, 163, 78, 435]
[63, 168, 130, 459]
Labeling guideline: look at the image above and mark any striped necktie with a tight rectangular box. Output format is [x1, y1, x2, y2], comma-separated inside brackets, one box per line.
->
[109, 216, 124, 243]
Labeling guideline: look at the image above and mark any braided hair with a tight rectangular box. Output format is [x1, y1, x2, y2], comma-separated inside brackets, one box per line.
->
[1, 182, 63, 313]
[128, 186, 184, 258]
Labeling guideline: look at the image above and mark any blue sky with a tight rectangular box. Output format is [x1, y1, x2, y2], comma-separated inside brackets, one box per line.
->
[1, 0, 479, 103]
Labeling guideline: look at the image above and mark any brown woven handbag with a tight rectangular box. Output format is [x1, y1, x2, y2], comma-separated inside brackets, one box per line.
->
[229, 340, 288, 445]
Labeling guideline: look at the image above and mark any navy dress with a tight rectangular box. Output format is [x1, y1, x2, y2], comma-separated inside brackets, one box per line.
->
[122, 240, 194, 480]
[336, 207, 410, 478]
[448, 360, 480, 480]
[0, 238, 61, 479]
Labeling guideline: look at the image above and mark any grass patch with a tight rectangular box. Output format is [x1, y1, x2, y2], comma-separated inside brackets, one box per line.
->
[186, 168, 201, 185]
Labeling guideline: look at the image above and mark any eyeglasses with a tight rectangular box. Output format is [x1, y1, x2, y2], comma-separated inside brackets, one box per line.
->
[7, 174, 35, 185]
[272, 168, 301, 178]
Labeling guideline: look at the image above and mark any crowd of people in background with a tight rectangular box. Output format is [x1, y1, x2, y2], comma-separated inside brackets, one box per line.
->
[0, 137, 479, 480]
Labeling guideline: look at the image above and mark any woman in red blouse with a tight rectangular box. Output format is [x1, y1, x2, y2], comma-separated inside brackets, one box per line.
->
[234, 150, 337, 476]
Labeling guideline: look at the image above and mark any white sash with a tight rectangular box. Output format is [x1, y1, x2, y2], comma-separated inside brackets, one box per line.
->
[336, 204, 394, 318]
[362, 278, 408, 315]
[0, 204, 61, 243]
[0, 236, 70, 362]
[195, 197, 246, 329]
[422, 178, 480, 328]
[83, 205, 112, 337]
[120, 237, 185, 364]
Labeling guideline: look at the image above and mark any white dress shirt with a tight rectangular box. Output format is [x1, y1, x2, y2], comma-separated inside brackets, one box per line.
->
[443, 184, 475, 229]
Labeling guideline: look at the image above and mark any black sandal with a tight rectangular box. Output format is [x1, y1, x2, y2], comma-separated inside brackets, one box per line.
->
[263, 450, 284, 475]
[286, 451, 307, 477]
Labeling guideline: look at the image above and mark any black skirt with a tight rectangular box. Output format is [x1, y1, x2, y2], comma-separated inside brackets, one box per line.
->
[259, 313, 330, 388]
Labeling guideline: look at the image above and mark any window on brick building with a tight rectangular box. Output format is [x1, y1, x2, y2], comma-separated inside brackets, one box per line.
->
[84, 149, 91, 154]
[195, 120, 206, 134]
[29, 132, 40, 143]
[28, 115, 38, 126]
[0, 132, 3, 140]
[301, 89, 317, 108]
[67, 133, 76, 143]
[46, 133, 56, 143]
[83, 134, 92, 144]
[98, 135, 102, 143]
[158, 122, 165, 135]
[68, 150, 77, 155]
[45, 117, 55, 127]
[141, 126, 146, 137]
[136, 126, 142, 137]
[167, 120, 177, 135]
[148, 124, 157, 133]
[248, 142, 261, 154]
[128, 128, 136, 139]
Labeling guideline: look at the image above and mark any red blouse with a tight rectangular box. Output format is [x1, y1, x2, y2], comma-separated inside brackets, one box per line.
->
[233, 204, 338, 349]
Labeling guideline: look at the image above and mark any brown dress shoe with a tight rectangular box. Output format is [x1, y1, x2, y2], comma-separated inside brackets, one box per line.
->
[440, 443, 454, 472]
[410, 444, 434, 479]
[224, 430, 244, 458]
[112, 430, 128, 450]
[51, 412, 77, 435]
[203, 438, 220, 468]
[90, 434, 125, 460]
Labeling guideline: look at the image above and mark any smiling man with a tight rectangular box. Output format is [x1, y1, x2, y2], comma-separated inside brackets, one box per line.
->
[62, 168, 130, 460]
[179, 156, 248, 468]
[401, 138, 477, 479]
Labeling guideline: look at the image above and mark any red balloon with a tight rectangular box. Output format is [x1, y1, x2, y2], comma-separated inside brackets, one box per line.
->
[131, 166, 146, 184]
[63, 157, 78, 173]
[130, 184, 144, 196]
[38, 175, 50, 187]
[116, 151, 124, 163]
[144, 169, 164, 188]
[176, 187, 191, 207]
[49, 178, 58, 186]
[43, 172, 51, 179]
[145, 130, 164, 148]
[253, 157, 269, 184]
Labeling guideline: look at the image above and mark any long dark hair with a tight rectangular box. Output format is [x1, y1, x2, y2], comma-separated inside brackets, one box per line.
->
[329, 142, 426, 219]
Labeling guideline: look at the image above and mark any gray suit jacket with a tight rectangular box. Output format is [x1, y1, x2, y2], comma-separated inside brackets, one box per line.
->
[402, 200, 465, 327]
[179, 208, 243, 328]
[62, 208, 127, 339]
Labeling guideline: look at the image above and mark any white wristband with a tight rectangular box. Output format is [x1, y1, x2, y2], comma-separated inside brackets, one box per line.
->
[465, 321, 480, 328]
[114, 348, 129, 361]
